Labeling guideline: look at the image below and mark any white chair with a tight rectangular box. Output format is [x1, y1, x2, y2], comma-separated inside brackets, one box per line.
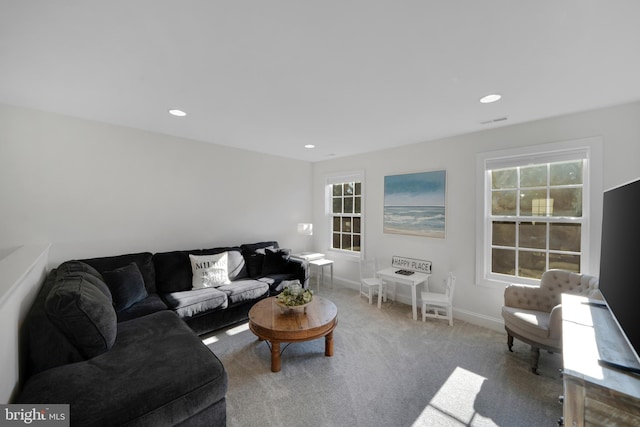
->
[421, 272, 456, 326]
[359, 258, 383, 304]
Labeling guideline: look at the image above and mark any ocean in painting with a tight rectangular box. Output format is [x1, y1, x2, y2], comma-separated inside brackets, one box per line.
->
[383, 205, 445, 238]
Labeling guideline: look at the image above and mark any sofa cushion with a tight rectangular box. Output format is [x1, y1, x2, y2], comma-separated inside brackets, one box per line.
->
[102, 262, 149, 312]
[163, 287, 228, 318]
[242, 242, 281, 278]
[153, 250, 192, 293]
[262, 248, 291, 275]
[25, 270, 86, 376]
[190, 253, 231, 288]
[45, 275, 118, 359]
[57, 261, 112, 299]
[241, 241, 280, 256]
[18, 311, 227, 427]
[246, 253, 264, 278]
[217, 279, 270, 305]
[226, 249, 248, 280]
[57, 260, 102, 279]
[116, 294, 168, 322]
[258, 273, 299, 294]
[80, 252, 156, 293]
[154, 247, 247, 294]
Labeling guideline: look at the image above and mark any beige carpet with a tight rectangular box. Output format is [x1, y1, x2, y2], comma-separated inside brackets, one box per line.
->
[203, 285, 563, 427]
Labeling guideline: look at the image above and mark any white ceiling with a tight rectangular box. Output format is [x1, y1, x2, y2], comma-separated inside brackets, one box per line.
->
[2, 1, 640, 162]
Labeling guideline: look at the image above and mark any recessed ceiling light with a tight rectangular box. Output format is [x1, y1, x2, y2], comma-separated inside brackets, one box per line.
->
[480, 94, 502, 104]
[168, 109, 187, 117]
[304, 144, 315, 149]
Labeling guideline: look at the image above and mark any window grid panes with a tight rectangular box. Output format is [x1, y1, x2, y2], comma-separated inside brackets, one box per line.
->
[489, 160, 584, 279]
[330, 181, 362, 253]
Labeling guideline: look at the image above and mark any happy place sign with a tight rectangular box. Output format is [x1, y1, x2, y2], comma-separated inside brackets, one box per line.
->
[391, 256, 432, 274]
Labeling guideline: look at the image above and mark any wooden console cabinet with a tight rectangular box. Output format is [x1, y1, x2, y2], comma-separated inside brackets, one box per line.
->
[562, 294, 640, 426]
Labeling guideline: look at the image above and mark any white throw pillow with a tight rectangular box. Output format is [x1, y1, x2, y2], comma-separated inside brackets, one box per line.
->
[190, 253, 231, 289]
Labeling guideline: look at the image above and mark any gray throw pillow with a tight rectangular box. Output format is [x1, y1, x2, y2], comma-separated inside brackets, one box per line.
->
[45, 275, 117, 359]
[261, 248, 290, 275]
[102, 262, 149, 312]
[226, 250, 247, 281]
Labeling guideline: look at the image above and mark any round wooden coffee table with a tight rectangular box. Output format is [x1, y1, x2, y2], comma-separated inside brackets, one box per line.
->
[248, 296, 338, 372]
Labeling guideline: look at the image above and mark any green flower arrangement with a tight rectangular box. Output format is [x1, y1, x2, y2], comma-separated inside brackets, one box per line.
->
[276, 284, 313, 307]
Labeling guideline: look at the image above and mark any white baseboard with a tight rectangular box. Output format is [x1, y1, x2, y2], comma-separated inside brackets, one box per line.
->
[324, 275, 506, 334]
[452, 308, 505, 333]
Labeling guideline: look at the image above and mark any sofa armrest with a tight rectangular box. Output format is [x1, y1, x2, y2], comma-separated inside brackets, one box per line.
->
[504, 283, 555, 313]
[287, 257, 309, 289]
[548, 304, 563, 341]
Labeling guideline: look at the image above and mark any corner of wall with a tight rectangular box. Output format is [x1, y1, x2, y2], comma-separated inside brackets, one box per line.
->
[0, 243, 50, 403]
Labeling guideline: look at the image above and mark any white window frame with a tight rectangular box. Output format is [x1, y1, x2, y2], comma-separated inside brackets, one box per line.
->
[325, 171, 364, 259]
[475, 137, 603, 289]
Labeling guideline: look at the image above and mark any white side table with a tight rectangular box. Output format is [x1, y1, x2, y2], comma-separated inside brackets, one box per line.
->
[309, 259, 334, 292]
[376, 267, 430, 321]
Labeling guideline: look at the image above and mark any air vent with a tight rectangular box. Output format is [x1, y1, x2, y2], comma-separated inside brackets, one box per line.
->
[480, 116, 508, 125]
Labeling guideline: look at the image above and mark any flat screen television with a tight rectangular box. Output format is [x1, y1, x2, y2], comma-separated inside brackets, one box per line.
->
[598, 177, 640, 371]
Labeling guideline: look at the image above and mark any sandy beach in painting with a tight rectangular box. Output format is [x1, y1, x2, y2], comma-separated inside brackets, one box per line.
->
[383, 226, 445, 238]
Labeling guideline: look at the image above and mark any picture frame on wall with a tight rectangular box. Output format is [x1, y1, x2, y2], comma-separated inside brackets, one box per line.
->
[383, 169, 446, 238]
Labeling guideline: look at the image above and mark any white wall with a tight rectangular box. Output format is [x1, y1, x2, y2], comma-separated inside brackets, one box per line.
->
[0, 104, 313, 265]
[1, 100, 638, 347]
[0, 104, 313, 402]
[311, 101, 640, 331]
[0, 244, 50, 403]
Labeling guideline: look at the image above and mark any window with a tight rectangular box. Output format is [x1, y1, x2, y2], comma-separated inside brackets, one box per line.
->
[490, 160, 584, 279]
[476, 138, 602, 287]
[331, 182, 361, 252]
[326, 172, 363, 254]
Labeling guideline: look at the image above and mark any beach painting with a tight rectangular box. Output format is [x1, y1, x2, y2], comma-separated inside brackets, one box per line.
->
[384, 170, 446, 238]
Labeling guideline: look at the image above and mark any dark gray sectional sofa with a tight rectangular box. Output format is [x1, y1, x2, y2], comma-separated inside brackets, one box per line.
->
[17, 241, 307, 426]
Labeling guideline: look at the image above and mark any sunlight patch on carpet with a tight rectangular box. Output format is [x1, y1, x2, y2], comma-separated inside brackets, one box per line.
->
[202, 335, 219, 345]
[412, 367, 496, 427]
[202, 322, 250, 346]
[225, 322, 250, 336]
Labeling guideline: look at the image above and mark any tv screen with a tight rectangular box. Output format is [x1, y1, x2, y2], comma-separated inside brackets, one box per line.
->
[599, 177, 640, 364]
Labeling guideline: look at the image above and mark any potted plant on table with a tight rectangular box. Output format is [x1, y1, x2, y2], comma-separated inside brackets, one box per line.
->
[275, 281, 313, 313]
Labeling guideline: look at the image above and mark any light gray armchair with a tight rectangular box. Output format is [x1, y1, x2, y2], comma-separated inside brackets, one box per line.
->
[501, 269, 599, 374]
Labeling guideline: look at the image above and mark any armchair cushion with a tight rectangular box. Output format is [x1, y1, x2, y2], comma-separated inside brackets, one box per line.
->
[501, 306, 551, 340]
